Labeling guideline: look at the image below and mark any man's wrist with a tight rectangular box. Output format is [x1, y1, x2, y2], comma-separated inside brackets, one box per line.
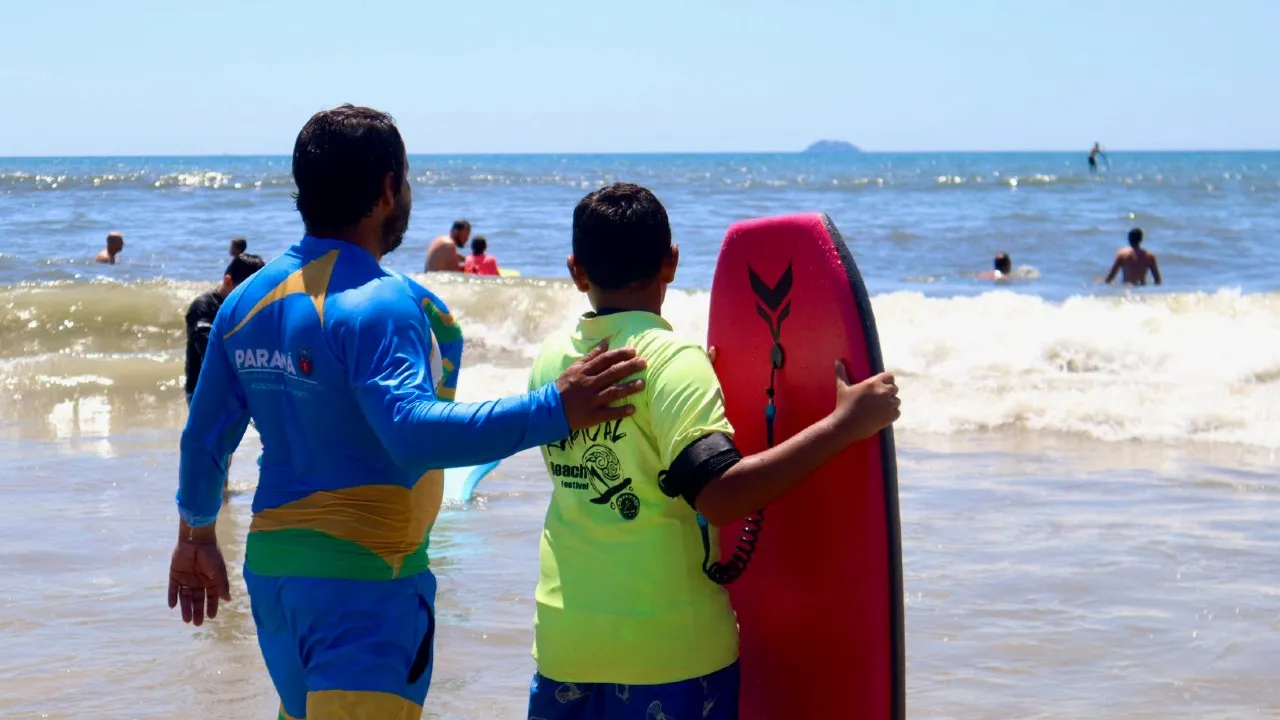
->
[540, 382, 570, 435]
[178, 518, 218, 543]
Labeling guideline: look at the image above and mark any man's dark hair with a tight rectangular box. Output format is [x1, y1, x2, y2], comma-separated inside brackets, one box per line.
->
[1128, 228, 1144, 247]
[230, 237, 247, 254]
[572, 183, 672, 290]
[451, 219, 471, 234]
[472, 236, 487, 255]
[994, 253, 1011, 274]
[225, 253, 266, 286]
[292, 104, 405, 237]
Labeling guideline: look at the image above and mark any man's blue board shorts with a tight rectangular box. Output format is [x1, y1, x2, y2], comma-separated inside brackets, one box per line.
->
[246, 570, 437, 720]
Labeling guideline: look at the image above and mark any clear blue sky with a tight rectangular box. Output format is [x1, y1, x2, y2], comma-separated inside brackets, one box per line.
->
[1, 0, 1276, 155]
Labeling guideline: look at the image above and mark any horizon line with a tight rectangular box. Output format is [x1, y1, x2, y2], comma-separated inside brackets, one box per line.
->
[2, 148, 1278, 160]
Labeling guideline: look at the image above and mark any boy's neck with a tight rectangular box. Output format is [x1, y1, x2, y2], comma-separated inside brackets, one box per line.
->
[588, 287, 663, 317]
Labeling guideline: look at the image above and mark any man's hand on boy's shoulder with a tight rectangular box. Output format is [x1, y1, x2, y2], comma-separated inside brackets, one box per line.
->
[555, 341, 648, 431]
[831, 363, 900, 442]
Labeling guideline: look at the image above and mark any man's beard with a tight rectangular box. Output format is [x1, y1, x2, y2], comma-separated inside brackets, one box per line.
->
[380, 195, 411, 256]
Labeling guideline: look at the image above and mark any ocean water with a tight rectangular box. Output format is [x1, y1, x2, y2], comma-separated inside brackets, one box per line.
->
[1, 152, 1278, 718]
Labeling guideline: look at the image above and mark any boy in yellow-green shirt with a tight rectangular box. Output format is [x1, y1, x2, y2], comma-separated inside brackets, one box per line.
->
[526, 183, 901, 719]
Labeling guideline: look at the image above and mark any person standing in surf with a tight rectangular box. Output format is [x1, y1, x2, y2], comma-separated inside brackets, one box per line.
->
[1105, 227, 1162, 285]
[184, 253, 266, 406]
[425, 219, 470, 271]
[167, 105, 649, 720]
[524, 182, 902, 720]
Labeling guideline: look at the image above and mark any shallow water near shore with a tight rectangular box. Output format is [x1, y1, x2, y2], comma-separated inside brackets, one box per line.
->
[1, 417, 1277, 719]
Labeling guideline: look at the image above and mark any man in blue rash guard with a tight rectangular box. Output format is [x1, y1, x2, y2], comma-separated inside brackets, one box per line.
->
[167, 105, 647, 720]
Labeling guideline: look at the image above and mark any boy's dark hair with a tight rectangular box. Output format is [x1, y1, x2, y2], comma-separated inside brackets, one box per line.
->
[230, 237, 247, 254]
[1128, 227, 1144, 247]
[471, 236, 487, 254]
[572, 183, 672, 290]
[225, 253, 266, 285]
[451, 219, 471, 233]
[292, 104, 405, 238]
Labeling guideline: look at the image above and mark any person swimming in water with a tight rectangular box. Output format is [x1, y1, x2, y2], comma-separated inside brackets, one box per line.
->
[94, 232, 124, 264]
[979, 253, 1012, 281]
[1105, 228, 1162, 286]
[993, 252, 1011, 277]
[1088, 143, 1107, 173]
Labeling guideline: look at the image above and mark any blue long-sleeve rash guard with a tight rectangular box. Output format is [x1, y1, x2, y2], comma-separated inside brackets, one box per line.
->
[176, 237, 568, 571]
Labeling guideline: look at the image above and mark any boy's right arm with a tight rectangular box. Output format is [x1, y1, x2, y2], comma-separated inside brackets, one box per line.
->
[346, 295, 646, 473]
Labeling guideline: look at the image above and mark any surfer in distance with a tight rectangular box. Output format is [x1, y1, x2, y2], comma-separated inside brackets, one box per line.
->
[1088, 143, 1108, 173]
[525, 181, 901, 720]
[1104, 227, 1162, 286]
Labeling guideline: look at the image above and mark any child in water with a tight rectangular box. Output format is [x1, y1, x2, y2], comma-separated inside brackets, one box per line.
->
[524, 182, 901, 719]
[463, 235, 501, 276]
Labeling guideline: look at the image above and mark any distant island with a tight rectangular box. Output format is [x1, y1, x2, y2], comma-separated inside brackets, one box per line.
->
[803, 140, 861, 154]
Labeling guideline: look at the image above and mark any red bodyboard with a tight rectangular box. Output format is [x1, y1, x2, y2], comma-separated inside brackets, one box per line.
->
[708, 213, 904, 720]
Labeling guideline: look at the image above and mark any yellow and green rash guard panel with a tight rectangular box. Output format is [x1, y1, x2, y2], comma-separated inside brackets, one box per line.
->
[177, 236, 569, 581]
[395, 269, 463, 402]
[528, 310, 739, 685]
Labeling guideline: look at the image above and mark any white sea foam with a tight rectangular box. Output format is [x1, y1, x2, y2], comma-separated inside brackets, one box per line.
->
[3, 278, 1277, 448]
[440, 279, 1280, 449]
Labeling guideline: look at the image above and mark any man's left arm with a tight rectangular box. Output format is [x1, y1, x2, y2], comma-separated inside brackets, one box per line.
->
[176, 315, 251, 528]
[418, 285, 464, 401]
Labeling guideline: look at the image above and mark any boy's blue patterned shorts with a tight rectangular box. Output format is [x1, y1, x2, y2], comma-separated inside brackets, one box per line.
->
[527, 661, 739, 720]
